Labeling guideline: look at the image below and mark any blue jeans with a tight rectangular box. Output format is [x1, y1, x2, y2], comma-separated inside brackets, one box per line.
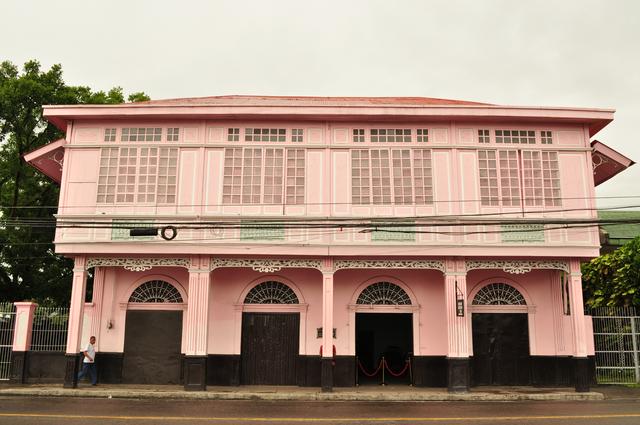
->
[77, 362, 97, 385]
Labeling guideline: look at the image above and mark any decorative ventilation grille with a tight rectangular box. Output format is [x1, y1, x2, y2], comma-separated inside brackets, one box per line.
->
[129, 280, 183, 303]
[244, 281, 299, 304]
[472, 283, 526, 305]
[356, 282, 411, 305]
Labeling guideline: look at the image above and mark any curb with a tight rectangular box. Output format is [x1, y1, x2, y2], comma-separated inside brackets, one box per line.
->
[0, 388, 605, 402]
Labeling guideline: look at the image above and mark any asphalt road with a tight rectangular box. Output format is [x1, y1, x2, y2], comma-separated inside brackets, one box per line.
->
[1, 397, 640, 424]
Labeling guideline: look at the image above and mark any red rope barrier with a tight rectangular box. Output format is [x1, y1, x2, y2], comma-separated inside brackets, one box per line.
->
[357, 359, 383, 377]
[383, 359, 410, 377]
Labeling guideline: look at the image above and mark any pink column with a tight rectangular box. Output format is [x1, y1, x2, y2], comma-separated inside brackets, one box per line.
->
[183, 255, 211, 391]
[64, 255, 87, 388]
[9, 302, 37, 383]
[321, 258, 334, 392]
[444, 258, 470, 392]
[569, 259, 591, 392]
[89, 267, 106, 351]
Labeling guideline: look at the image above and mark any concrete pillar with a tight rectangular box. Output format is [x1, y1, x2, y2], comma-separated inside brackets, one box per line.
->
[321, 258, 334, 392]
[9, 302, 37, 383]
[444, 258, 470, 392]
[63, 256, 88, 388]
[569, 259, 591, 392]
[89, 267, 106, 352]
[183, 256, 211, 391]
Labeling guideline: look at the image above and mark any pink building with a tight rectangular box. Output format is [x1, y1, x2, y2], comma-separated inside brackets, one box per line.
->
[20, 95, 634, 392]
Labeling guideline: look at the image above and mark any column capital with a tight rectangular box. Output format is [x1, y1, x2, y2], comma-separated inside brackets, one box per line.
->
[444, 258, 466, 275]
[320, 258, 334, 275]
[72, 255, 87, 273]
[189, 255, 211, 272]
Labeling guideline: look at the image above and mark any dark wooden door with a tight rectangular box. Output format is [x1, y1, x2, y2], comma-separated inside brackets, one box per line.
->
[472, 313, 530, 385]
[122, 310, 183, 384]
[241, 313, 299, 385]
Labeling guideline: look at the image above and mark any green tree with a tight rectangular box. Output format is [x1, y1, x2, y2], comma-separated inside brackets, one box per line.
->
[582, 236, 640, 308]
[0, 59, 149, 305]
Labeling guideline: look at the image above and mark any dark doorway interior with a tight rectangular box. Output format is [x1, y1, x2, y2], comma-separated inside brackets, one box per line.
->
[241, 312, 299, 385]
[122, 310, 183, 384]
[472, 313, 531, 385]
[356, 313, 413, 384]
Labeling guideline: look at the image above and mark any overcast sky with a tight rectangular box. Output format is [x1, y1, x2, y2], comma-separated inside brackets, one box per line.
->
[2, 0, 639, 209]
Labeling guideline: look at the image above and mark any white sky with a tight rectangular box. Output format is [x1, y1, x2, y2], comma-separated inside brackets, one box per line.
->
[2, 0, 639, 209]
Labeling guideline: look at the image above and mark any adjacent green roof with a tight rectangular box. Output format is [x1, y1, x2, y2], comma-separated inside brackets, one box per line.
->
[599, 210, 640, 245]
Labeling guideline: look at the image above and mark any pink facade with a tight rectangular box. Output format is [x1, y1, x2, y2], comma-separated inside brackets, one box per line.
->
[23, 95, 633, 391]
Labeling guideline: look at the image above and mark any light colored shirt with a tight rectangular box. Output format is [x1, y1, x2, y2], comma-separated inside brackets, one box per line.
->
[83, 343, 95, 363]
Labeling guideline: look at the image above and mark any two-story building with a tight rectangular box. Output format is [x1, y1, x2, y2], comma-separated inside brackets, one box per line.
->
[22, 96, 634, 392]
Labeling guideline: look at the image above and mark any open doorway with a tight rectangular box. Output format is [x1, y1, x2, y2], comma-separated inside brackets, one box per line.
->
[356, 313, 413, 385]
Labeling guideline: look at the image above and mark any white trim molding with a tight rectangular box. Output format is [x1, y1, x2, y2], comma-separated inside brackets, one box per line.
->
[86, 257, 191, 271]
[334, 259, 445, 272]
[210, 258, 322, 273]
[465, 260, 569, 274]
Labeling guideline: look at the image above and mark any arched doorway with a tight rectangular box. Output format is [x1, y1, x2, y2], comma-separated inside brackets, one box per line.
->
[471, 282, 531, 386]
[355, 281, 414, 385]
[122, 279, 185, 384]
[240, 281, 301, 385]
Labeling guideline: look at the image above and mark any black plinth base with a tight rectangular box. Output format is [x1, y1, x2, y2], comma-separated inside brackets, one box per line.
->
[63, 354, 80, 388]
[184, 356, 207, 391]
[447, 357, 470, 393]
[9, 351, 27, 384]
[574, 357, 591, 392]
[321, 358, 334, 392]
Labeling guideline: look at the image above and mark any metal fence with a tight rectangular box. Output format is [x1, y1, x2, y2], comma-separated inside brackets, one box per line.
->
[0, 303, 16, 380]
[590, 306, 640, 384]
[30, 306, 69, 352]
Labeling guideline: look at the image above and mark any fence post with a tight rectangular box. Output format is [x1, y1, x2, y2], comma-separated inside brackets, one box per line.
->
[631, 317, 640, 384]
[10, 302, 37, 383]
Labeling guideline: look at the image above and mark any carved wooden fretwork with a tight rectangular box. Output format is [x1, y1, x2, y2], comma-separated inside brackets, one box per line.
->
[86, 257, 191, 272]
[592, 153, 610, 174]
[465, 260, 569, 274]
[334, 259, 445, 272]
[209, 258, 323, 273]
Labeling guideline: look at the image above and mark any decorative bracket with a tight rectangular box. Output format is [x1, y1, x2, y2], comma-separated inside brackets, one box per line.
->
[334, 259, 445, 272]
[209, 258, 323, 273]
[86, 257, 191, 272]
[465, 260, 569, 274]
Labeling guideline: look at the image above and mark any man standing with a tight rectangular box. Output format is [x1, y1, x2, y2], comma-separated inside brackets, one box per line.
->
[77, 336, 97, 386]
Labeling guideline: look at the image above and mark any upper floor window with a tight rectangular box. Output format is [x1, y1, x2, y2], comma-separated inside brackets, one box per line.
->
[522, 151, 561, 206]
[167, 128, 179, 142]
[291, 129, 304, 143]
[353, 129, 365, 143]
[351, 149, 433, 205]
[222, 147, 305, 205]
[245, 128, 286, 142]
[121, 127, 162, 142]
[478, 129, 490, 143]
[371, 129, 412, 143]
[417, 129, 429, 143]
[228, 128, 240, 141]
[495, 130, 535, 144]
[541, 130, 553, 144]
[104, 128, 117, 142]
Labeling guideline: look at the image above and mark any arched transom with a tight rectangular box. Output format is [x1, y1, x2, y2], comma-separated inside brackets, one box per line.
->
[244, 281, 299, 304]
[356, 282, 412, 305]
[472, 283, 526, 305]
[129, 280, 183, 303]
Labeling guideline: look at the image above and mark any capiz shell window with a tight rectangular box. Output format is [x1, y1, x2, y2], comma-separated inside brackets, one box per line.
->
[121, 128, 162, 142]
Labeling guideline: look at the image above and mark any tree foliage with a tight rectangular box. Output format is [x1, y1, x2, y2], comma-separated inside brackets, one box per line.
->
[0, 59, 149, 305]
[582, 236, 640, 308]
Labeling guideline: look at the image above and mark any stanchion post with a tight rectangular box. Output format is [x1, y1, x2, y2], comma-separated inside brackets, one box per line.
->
[355, 356, 359, 387]
[408, 358, 413, 386]
[381, 356, 386, 386]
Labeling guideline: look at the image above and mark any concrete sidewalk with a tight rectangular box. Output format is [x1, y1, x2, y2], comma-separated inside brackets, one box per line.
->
[0, 384, 604, 401]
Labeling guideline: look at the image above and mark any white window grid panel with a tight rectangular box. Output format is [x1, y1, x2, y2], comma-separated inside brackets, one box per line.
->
[291, 129, 304, 143]
[417, 129, 429, 143]
[522, 150, 543, 207]
[541, 151, 561, 206]
[137, 147, 159, 203]
[351, 149, 371, 204]
[495, 129, 535, 144]
[541, 130, 553, 145]
[116, 147, 138, 203]
[242, 148, 263, 204]
[371, 129, 412, 143]
[245, 128, 286, 142]
[263, 148, 284, 204]
[392, 149, 413, 204]
[97, 148, 119, 203]
[478, 150, 500, 206]
[353, 129, 365, 143]
[121, 127, 162, 142]
[371, 149, 392, 204]
[223, 148, 243, 204]
[227, 128, 240, 142]
[104, 128, 117, 142]
[413, 149, 433, 205]
[498, 150, 521, 207]
[286, 149, 305, 205]
[167, 128, 180, 142]
[156, 148, 178, 204]
[478, 129, 490, 143]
